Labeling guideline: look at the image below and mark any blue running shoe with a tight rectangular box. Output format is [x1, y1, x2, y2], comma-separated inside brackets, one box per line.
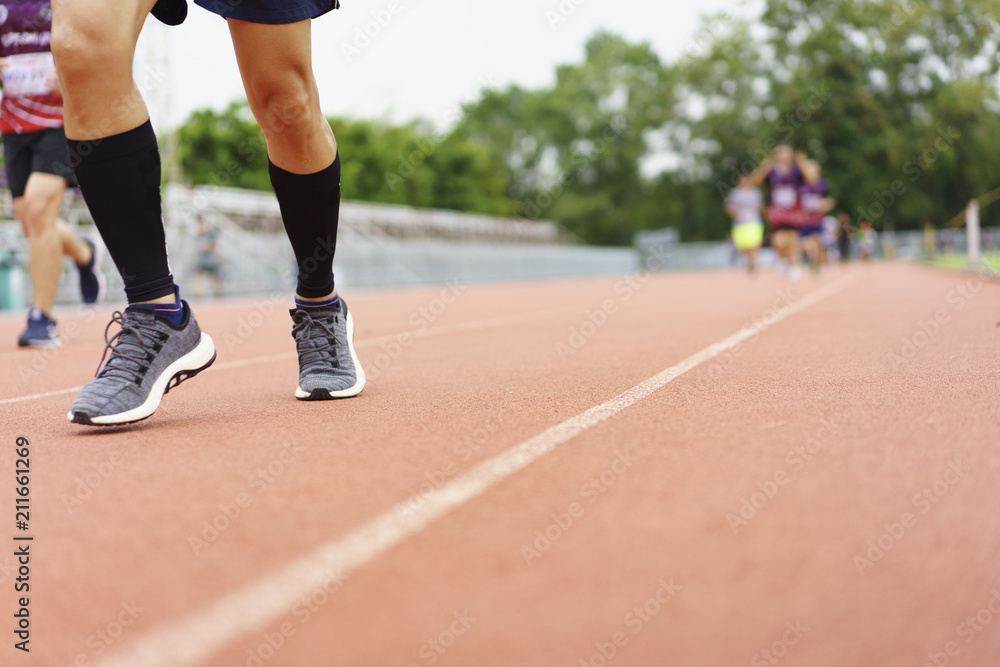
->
[77, 238, 106, 304]
[18, 309, 62, 348]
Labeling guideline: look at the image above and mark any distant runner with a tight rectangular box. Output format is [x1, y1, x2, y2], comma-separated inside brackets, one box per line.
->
[798, 159, 835, 272]
[725, 174, 765, 274]
[1, 0, 104, 348]
[750, 144, 807, 281]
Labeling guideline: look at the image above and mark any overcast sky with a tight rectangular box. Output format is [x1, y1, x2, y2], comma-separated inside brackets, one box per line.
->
[135, 0, 763, 131]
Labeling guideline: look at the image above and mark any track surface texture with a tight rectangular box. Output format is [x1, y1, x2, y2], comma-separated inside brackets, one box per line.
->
[1, 261, 999, 667]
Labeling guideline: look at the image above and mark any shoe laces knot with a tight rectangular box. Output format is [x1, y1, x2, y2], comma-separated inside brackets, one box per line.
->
[291, 310, 340, 370]
[94, 311, 170, 383]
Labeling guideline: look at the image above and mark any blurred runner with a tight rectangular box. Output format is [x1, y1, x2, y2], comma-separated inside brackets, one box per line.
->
[750, 144, 806, 281]
[725, 174, 765, 274]
[1, 0, 104, 348]
[798, 159, 835, 272]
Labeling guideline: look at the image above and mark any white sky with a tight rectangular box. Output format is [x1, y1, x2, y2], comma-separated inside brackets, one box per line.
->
[135, 0, 762, 131]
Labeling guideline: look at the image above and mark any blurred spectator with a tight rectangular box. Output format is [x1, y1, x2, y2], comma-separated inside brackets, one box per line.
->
[857, 221, 878, 262]
[192, 216, 224, 298]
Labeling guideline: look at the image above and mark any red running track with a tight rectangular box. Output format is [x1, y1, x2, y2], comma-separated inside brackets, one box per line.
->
[1, 261, 999, 667]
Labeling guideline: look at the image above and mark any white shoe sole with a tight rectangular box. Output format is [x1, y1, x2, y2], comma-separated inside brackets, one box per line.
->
[19, 337, 63, 348]
[68, 332, 217, 425]
[295, 307, 366, 400]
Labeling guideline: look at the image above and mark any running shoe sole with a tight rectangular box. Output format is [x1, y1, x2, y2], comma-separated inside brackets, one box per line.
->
[18, 336, 63, 348]
[68, 332, 217, 425]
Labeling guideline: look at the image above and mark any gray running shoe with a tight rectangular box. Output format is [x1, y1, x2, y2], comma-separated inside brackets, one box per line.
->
[290, 299, 365, 400]
[68, 303, 216, 425]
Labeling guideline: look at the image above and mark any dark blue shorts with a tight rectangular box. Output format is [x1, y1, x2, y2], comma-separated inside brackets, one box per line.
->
[153, 0, 339, 26]
[195, 0, 339, 24]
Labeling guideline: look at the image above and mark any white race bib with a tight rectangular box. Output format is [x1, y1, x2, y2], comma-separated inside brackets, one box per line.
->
[772, 185, 797, 209]
[2, 52, 56, 97]
[801, 192, 823, 212]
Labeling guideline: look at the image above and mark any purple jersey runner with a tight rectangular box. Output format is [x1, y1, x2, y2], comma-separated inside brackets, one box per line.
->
[0, 0, 64, 134]
[799, 179, 829, 226]
[767, 164, 803, 210]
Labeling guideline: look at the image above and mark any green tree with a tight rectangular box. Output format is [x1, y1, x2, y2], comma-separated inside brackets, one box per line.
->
[176, 104, 518, 217]
[456, 31, 676, 244]
[177, 102, 270, 191]
[176, 7, 1000, 244]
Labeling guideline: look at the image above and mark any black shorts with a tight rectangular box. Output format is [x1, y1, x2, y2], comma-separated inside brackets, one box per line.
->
[2, 127, 77, 198]
[154, 0, 340, 25]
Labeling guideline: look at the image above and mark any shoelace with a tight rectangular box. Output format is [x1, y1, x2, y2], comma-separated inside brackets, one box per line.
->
[93, 311, 170, 383]
[291, 310, 340, 370]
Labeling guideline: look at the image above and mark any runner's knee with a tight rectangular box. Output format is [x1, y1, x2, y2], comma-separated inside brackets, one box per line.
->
[51, 16, 133, 86]
[248, 74, 321, 139]
[17, 196, 57, 237]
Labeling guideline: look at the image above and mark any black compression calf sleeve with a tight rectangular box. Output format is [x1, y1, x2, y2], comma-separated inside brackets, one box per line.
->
[67, 120, 174, 303]
[269, 155, 340, 299]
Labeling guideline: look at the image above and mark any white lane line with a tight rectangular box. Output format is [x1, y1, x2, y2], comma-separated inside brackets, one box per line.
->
[93, 274, 856, 667]
[0, 308, 563, 405]
[0, 387, 82, 406]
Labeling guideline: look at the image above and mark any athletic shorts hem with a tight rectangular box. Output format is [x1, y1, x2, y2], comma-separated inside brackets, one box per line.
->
[3, 128, 77, 198]
[194, 0, 340, 24]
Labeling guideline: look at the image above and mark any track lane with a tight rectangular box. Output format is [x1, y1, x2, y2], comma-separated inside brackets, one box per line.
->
[1, 264, 997, 667]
